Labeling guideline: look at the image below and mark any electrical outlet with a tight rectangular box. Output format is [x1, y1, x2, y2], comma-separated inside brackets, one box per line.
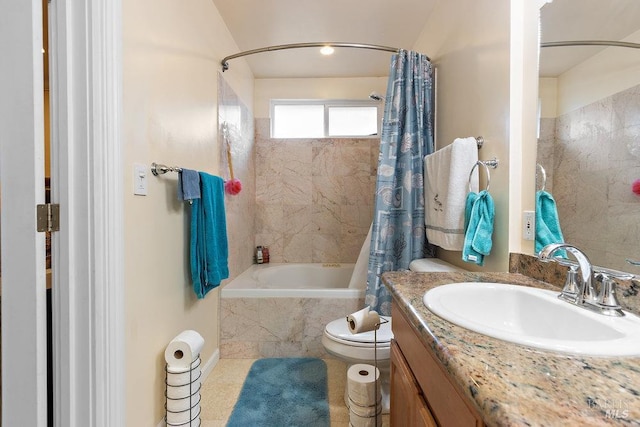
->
[523, 211, 535, 241]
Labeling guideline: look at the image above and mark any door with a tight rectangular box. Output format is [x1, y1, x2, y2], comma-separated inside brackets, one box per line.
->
[1, 1, 126, 425]
[0, 0, 49, 425]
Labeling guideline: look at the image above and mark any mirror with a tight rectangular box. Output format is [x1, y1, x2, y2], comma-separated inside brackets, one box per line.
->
[536, 0, 640, 272]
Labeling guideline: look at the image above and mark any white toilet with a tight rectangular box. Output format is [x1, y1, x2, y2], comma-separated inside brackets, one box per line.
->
[322, 257, 465, 415]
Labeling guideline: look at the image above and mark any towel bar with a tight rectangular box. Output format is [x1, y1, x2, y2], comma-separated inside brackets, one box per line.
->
[151, 162, 182, 176]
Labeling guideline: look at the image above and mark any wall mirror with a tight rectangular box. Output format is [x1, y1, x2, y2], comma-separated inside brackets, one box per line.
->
[536, 0, 640, 273]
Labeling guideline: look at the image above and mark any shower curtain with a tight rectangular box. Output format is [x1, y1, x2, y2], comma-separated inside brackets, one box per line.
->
[366, 50, 435, 315]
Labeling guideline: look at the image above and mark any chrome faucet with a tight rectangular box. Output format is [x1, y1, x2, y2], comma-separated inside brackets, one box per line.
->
[538, 243, 595, 305]
[538, 243, 624, 317]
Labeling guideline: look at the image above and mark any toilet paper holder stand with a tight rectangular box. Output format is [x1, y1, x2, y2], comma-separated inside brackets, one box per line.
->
[372, 317, 388, 426]
[345, 315, 389, 425]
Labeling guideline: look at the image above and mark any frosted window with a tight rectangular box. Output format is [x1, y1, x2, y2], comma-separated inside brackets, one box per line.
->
[272, 104, 324, 138]
[271, 100, 380, 138]
[328, 106, 378, 136]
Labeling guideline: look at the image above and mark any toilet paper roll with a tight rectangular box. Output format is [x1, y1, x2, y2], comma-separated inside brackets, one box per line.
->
[167, 356, 201, 374]
[166, 402, 201, 426]
[347, 364, 381, 407]
[349, 407, 382, 427]
[167, 366, 202, 387]
[166, 357, 202, 385]
[166, 392, 202, 413]
[165, 330, 204, 369]
[347, 307, 381, 334]
[166, 375, 201, 400]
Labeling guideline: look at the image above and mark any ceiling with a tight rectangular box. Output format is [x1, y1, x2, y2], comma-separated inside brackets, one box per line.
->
[212, 0, 437, 78]
[539, 0, 640, 77]
[212, 0, 640, 79]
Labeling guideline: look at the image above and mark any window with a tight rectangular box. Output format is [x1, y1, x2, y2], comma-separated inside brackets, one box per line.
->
[271, 100, 380, 138]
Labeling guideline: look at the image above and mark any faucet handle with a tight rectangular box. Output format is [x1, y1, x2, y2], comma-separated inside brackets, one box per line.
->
[560, 265, 580, 301]
[595, 273, 625, 317]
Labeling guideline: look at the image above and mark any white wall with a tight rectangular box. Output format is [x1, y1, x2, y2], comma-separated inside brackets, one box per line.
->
[539, 77, 558, 118]
[412, 0, 540, 270]
[122, 0, 253, 424]
[254, 77, 388, 118]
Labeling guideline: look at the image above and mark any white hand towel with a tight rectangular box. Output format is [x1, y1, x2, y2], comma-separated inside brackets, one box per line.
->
[424, 137, 479, 250]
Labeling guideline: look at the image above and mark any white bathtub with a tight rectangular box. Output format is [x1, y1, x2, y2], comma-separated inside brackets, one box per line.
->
[221, 263, 364, 299]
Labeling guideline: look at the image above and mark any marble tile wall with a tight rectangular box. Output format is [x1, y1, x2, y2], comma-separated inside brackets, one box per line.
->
[254, 118, 379, 263]
[218, 75, 256, 281]
[220, 296, 364, 358]
[536, 117, 556, 194]
[536, 83, 640, 272]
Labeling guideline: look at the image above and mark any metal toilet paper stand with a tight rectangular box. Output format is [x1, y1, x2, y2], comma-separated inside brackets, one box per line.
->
[346, 315, 389, 426]
[372, 317, 389, 426]
[165, 357, 202, 427]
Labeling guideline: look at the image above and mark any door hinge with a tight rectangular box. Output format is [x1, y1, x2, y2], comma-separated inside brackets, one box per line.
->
[37, 203, 60, 232]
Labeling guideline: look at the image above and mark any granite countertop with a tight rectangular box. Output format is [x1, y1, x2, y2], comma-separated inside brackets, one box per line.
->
[382, 271, 640, 426]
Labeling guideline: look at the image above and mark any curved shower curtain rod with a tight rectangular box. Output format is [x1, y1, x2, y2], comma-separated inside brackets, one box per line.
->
[220, 42, 426, 72]
[541, 40, 640, 49]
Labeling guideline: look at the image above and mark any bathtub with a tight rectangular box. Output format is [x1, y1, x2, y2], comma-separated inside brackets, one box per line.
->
[221, 263, 364, 298]
[220, 262, 365, 358]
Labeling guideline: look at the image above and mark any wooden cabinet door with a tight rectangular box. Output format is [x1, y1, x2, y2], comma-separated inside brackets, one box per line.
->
[390, 341, 437, 427]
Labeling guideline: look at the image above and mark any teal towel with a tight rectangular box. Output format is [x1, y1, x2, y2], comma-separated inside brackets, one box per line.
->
[462, 190, 494, 266]
[190, 172, 229, 298]
[535, 190, 566, 257]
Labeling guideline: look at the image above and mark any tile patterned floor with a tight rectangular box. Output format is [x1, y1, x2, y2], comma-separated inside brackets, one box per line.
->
[199, 358, 390, 427]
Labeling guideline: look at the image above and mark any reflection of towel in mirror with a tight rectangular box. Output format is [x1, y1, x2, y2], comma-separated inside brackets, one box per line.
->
[190, 172, 229, 298]
[462, 190, 494, 266]
[535, 190, 565, 256]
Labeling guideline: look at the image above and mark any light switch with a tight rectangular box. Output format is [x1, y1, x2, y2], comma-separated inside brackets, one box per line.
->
[134, 163, 148, 196]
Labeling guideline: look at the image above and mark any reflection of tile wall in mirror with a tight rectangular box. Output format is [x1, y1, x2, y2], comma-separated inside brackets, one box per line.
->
[536, 83, 640, 272]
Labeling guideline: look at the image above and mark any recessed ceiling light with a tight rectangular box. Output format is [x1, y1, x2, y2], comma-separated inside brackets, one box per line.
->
[320, 46, 335, 56]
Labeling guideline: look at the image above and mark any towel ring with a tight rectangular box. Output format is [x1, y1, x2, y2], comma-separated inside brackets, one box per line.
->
[536, 163, 547, 192]
[468, 158, 499, 193]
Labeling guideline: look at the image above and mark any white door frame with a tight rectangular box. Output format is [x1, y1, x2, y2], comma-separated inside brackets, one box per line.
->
[1, 0, 125, 425]
[48, 0, 125, 426]
[0, 1, 48, 425]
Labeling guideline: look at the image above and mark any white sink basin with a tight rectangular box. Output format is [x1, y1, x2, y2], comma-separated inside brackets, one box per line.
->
[423, 282, 640, 357]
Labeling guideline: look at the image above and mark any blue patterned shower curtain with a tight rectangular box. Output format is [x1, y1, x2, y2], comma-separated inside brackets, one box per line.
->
[366, 50, 435, 315]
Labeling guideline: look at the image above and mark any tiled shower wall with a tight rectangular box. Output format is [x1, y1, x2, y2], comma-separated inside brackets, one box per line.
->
[218, 74, 256, 280]
[254, 118, 379, 263]
[536, 83, 640, 271]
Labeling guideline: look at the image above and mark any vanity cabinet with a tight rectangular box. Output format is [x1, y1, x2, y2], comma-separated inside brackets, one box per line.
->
[391, 303, 484, 427]
[390, 341, 436, 426]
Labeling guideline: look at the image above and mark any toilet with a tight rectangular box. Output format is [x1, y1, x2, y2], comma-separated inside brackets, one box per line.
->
[322, 257, 465, 415]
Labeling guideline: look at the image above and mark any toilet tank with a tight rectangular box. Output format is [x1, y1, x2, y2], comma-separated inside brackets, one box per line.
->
[408, 258, 466, 272]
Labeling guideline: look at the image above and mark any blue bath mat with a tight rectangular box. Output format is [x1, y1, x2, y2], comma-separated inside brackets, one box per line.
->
[227, 358, 330, 427]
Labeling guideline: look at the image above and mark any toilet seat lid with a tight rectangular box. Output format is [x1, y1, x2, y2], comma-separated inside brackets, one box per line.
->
[325, 316, 392, 344]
